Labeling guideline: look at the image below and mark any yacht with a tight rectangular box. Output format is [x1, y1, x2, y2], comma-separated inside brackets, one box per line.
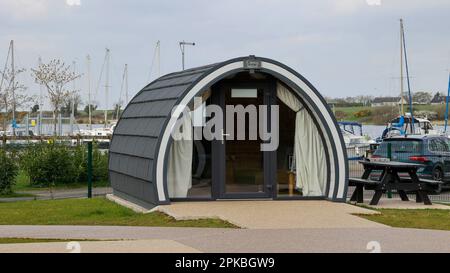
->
[339, 122, 375, 148]
[380, 115, 440, 140]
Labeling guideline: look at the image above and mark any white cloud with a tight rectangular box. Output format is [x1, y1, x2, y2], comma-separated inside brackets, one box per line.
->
[66, 0, 81, 6]
[366, 0, 382, 6]
[333, 0, 365, 14]
[0, 0, 49, 20]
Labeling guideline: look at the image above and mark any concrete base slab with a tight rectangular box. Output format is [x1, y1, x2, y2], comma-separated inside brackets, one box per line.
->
[106, 194, 155, 213]
[354, 199, 450, 210]
[156, 200, 384, 229]
[0, 239, 200, 253]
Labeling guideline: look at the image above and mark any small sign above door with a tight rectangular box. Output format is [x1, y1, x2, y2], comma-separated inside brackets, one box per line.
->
[244, 59, 262, 69]
[231, 89, 258, 98]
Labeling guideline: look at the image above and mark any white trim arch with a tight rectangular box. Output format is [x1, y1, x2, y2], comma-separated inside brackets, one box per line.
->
[155, 59, 348, 202]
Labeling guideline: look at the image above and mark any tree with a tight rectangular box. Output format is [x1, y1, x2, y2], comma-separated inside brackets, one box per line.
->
[31, 104, 39, 114]
[0, 67, 31, 134]
[31, 59, 80, 135]
[112, 101, 124, 120]
[84, 103, 97, 115]
[0, 150, 18, 194]
[354, 95, 374, 106]
[61, 93, 82, 117]
[413, 92, 432, 105]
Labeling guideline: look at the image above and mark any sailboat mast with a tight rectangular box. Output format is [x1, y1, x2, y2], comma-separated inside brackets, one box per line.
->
[104, 48, 110, 128]
[38, 57, 43, 136]
[11, 40, 16, 136]
[401, 19, 415, 132]
[400, 19, 404, 115]
[71, 60, 76, 135]
[117, 64, 127, 119]
[156, 41, 160, 78]
[125, 64, 129, 104]
[445, 73, 450, 133]
[86, 55, 92, 130]
[148, 41, 161, 82]
[0, 42, 12, 134]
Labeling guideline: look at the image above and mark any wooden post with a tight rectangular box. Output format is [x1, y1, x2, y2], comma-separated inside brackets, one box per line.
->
[288, 172, 295, 196]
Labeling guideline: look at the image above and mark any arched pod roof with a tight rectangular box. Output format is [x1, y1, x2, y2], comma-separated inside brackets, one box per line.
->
[109, 56, 348, 209]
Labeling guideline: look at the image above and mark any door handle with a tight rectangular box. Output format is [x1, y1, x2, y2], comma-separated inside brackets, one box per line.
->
[221, 129, 230, 144]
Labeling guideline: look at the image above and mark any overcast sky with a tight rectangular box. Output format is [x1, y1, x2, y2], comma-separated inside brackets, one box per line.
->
[1, 0, 449, 110]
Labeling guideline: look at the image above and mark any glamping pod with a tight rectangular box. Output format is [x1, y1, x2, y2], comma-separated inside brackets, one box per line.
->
[109, 56, 348, 209]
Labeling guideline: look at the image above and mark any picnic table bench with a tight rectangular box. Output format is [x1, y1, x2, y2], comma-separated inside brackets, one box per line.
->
[349, 160, 443, 205]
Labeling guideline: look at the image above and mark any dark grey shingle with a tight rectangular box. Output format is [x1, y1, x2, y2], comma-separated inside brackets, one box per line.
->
[109, 62, 219, 207]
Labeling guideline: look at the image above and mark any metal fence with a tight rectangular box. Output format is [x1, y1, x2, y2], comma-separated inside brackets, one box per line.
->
[346, 142, 450, 203]
[2, 113, 85, 137]
[0, 142, 111, 202]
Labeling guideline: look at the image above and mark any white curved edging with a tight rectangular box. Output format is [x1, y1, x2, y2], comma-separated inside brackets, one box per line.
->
[155, 60, 346, 202]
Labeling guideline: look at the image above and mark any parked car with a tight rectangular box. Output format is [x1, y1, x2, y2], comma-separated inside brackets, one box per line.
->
[371, 135, 450, 193]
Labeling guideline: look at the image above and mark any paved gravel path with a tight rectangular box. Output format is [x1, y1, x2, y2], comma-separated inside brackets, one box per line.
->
[0, 239, 200, 253]
[1, 225, 450, 252]
[156, 200, 385, 229]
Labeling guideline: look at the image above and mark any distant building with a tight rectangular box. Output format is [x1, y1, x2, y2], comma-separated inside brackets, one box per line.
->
[371, 97, 409, 107]
[430, 92, 448, 104]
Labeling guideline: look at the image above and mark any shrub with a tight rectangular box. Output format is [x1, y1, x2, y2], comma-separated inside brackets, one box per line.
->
[371, 106, 398, 125]
[20, 143, 78, 187]
[354, 110, 372, 118]
[434, 105, 447, 120]
[19, 142, 109, 188]
[92, 146, 109, 183]
[77, 143, 109, 184]
[334, 110, 347, 120]
[0, 149, 18, 194]
[414, 110, 438, 120]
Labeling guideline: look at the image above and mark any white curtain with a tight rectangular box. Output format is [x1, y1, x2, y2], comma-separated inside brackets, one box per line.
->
[167, 112, 193, 198]
[167, 91, 210, 198]
[276, 82, 326, 196]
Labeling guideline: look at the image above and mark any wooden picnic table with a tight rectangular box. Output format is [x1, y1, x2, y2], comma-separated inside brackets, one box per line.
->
[349, 160, 441, 206]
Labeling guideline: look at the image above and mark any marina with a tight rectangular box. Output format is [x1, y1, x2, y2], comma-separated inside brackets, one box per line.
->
[1, 0, 450, 256]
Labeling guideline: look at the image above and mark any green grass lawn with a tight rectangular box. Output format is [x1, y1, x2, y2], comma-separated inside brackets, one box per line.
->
[0, 197, 237, 228]
[334, 104, 447, 124]
[335, 106, 370, 116]
[0, 192, 36, 198]
[358, 208, 450, 231]
[0, 238, 91, 244]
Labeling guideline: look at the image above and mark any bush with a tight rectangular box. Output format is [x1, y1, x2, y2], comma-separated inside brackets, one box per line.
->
[414, 110, 438, 121]
[371, 106, 398, 125]
[76, 143, 109, 184]
[434, 105, 447, 120]
[20, 142, 109, 187]
[334, 110, 347, 120]
[20, 143, 78, 187]
[354, 110, 371, 118]
[0, 149, 18, 194]
[92, 147, 109, 183]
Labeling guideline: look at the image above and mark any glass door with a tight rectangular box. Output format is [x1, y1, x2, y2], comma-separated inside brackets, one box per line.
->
[213, 82, 274, 199]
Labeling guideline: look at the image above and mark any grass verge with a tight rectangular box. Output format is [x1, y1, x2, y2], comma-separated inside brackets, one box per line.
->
[0, 238, 96, 244]
[0, 192, 36, 198]
[0, 197, 237, 228]
[358, 208, 450, 231]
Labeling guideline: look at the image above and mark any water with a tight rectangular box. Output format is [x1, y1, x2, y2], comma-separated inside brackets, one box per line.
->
[362, 124, 446, 140]
[363, 125, 388, 139]
[14, 121, 447, 138]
